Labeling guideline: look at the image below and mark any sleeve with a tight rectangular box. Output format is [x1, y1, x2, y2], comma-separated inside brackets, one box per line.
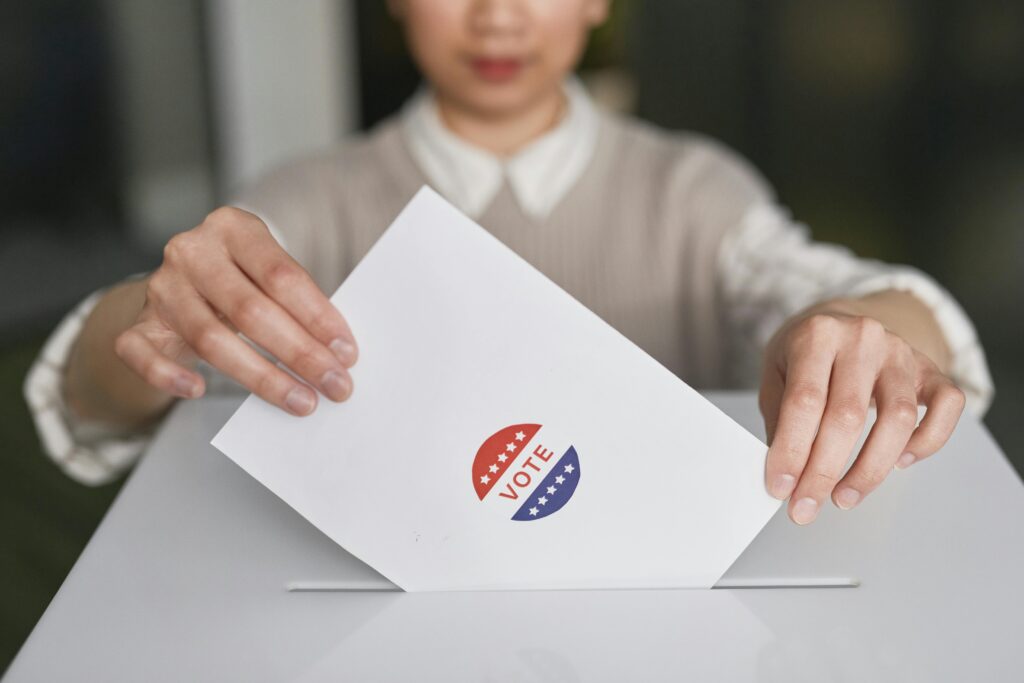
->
[23, 289, 154, 485]
[716, 202, 994, 416]
[24, 286, 252, 486]
[24, 160, 334, 485]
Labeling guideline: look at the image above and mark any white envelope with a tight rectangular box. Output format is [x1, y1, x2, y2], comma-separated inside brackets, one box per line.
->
[212, 186, 780, 591]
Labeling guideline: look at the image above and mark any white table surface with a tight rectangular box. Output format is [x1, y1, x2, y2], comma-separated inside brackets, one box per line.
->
[6, 392, 1024, 682]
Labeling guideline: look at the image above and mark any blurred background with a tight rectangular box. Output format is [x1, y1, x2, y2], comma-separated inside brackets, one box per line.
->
[1, 0, 1021, 670]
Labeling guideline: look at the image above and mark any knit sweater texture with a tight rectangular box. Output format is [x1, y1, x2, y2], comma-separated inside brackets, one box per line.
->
[237, 112, 771, 388]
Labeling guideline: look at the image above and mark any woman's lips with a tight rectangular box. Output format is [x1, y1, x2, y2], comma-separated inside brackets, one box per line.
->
[469, 57, 525, 82]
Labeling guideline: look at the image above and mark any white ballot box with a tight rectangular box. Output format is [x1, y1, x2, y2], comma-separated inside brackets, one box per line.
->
[7, 394, 1024, 682]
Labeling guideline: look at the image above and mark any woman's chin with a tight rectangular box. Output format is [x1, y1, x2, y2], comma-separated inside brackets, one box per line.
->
[455, 81, 560, 119]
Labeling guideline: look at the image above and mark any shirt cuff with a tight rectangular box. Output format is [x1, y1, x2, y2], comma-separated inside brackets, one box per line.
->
[23, 289, 154, 485]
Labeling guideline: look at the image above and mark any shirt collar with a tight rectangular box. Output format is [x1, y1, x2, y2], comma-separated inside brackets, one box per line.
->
[400, 78, 599, 221]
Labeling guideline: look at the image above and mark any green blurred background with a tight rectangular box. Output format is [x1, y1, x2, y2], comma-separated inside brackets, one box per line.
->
[2, 0, 1022, 672]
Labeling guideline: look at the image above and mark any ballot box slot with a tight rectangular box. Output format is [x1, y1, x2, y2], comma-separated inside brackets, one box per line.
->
[285, 577, 860, 592]
[714, 577, 859, 589]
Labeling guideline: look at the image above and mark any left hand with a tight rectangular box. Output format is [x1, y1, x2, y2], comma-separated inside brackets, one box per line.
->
[759, 301, 966, 524]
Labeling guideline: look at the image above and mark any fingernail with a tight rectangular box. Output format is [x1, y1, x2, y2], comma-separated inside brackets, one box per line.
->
[320, 369, 352, 402]
[835, 487, 861, 510]
[172, 375, 197, 399]
[329, 338, 358, 366]
[791, 497, 819, 525]
[284, 386, 316, 415]
[895, 452, 917, 470]
[769, 473, 797, 500]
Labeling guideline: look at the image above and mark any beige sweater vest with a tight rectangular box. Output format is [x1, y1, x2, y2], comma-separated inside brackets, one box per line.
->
[237, 111, 771, 388]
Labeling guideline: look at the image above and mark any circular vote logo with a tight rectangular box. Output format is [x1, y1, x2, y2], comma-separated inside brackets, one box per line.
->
[472, 423, 581, 521]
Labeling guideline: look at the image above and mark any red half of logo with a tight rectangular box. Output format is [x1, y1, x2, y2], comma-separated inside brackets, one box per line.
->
[472, 423, 580, 521]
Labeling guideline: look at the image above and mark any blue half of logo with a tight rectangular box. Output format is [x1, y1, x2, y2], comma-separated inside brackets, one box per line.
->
[511, 446, 581, 521]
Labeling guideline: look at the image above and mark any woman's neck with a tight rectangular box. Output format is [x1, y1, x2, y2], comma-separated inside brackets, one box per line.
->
[435, 87, 567, 157]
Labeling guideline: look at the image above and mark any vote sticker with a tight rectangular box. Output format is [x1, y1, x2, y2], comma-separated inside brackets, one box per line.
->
[472, 423, 581, 521]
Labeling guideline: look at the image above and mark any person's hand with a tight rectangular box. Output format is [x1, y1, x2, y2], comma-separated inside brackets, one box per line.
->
[759, 300, 966, 524]
[114, 207, 358, 416]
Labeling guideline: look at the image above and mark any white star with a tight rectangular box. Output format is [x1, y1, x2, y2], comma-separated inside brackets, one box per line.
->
[563, 464, 575, 474]
[555, 475, 565, 485]
[497, 453, 508, 463]
[480, 474, 490, 485]
[538, 496, 548, 505]
[488, 464, 499, 474]
[546, 486, 557, 495]
[506, 442, 517, 452]
[529, 507, 539, 516]
[515, 431, 526, 441]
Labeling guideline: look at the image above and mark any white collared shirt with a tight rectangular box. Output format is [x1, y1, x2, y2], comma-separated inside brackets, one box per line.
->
[24, 81, 993, 485]
[400, 78, 599, 221]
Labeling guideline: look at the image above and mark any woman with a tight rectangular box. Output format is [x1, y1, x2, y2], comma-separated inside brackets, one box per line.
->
[26, 0, 992, 526]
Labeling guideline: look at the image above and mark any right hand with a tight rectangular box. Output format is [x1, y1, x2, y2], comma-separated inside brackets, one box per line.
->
[114, 207, 358, 416]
